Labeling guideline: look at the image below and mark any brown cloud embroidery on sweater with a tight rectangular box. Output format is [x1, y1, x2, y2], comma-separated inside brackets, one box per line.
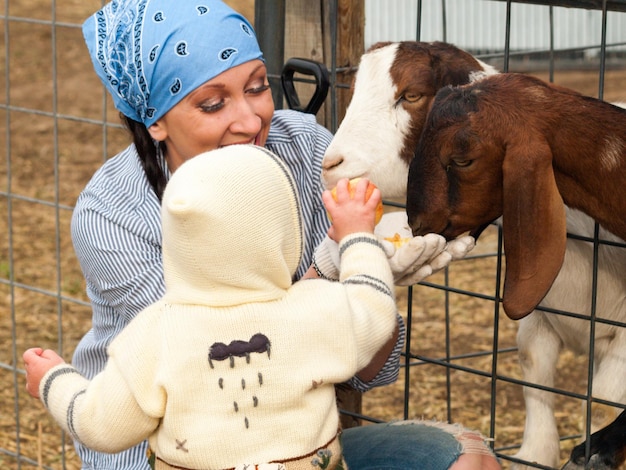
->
[209, 333, 271, 430]
[209, 333, 271, 368]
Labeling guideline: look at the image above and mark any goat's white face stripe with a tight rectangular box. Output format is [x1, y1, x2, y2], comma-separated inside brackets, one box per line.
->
[322, 43, 412, 198]
[470, 60, 498, 82]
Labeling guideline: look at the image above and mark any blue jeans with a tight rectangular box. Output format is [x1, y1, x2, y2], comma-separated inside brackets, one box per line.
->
[341, 421, 464, 470]
[76, 421, 491, 469]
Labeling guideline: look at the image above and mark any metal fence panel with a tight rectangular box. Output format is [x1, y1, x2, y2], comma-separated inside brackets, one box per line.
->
[2, 1, 626, 469]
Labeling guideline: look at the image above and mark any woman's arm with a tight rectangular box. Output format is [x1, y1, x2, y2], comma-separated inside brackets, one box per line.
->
[302, 263, 405, 387]
[355, 321, 400, 383]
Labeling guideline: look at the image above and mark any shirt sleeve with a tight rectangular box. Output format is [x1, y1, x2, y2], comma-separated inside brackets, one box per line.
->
[72, 199, 164, 323]
[346, 313, 405, 392]
[70, 149, 165, 378]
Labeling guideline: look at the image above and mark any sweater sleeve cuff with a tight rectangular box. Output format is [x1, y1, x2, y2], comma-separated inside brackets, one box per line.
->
[337, 232, 392, 285]
[337, 232, 382, 257]
[39, 364, 83, 408]
[39, 364, 89, 439]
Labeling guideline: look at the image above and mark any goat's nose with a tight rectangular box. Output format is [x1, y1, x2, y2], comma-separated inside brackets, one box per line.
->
[322, 154, 344, 171]
[407, 214, 422, 236]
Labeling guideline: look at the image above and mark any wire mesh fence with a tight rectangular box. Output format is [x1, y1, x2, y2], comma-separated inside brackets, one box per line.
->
[2, 1, 626, 469]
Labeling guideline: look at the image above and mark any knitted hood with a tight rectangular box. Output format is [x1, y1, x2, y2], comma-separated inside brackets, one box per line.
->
[161, 145, 303, 306]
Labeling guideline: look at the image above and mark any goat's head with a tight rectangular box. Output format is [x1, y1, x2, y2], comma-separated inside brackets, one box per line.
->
[322, 41, 497, 197]
[407, 74, 567, 320]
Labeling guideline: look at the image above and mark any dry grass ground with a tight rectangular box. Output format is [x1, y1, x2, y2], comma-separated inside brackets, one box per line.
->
[1, 1, 626, 469]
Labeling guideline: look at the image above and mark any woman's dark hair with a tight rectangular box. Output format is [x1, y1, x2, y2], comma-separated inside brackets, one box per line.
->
[121, 113, 168, 201]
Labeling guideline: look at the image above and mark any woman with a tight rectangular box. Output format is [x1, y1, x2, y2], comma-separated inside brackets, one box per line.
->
[70, 0, 499, 469]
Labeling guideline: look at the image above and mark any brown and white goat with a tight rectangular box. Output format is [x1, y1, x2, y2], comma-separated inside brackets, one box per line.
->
[407, 73, 626, 317]
[324, 42, 626, 469]
[322, 41, 497, 196]
[564, 409, 626, 470]
[407, 72, 626, 469]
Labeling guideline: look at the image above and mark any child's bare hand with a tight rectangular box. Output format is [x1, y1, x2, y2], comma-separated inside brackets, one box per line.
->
[322, 178, 382, 242]
[23, 348, 66, 399]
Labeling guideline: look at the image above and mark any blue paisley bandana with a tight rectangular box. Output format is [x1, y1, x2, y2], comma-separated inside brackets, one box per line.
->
[82, 0, 264, 126]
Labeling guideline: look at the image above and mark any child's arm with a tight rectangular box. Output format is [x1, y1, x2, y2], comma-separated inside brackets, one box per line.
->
[321, 178, 398, 376]
[23, 348, 66, 399]
[23, 344, 159, 453]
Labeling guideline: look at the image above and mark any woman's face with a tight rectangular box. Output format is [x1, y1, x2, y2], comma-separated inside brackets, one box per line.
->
[148, 59, 274, 172]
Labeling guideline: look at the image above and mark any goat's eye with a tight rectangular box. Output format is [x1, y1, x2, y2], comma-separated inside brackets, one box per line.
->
[403, 92, 422, 103]
[452, 158, 472, 168]
[396, 93, 422, 106]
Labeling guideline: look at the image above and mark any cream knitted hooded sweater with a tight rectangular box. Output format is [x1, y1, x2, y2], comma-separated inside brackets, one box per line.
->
[39, 145, 397, 469]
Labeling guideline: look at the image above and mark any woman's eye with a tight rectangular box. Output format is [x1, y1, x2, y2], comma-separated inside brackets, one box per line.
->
[199, 102, 223, 113]
[199, 99, 224, 113]
[246, 83, 271, 94]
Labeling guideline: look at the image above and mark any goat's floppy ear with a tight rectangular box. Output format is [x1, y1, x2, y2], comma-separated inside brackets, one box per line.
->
[500, 139, 567, 320]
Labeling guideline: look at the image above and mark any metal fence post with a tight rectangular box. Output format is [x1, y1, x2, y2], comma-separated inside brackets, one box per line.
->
[254, 1, 286, 109]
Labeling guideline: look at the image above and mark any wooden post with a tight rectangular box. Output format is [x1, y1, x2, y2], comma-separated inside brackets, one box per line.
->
[326, 0, 365, 129]
[280, 0, 364, 130]
[320, 0, 366, 428]
[329, 0, 365, 429]
[281, 0, 366, 430]
[283, 2, 326, 121]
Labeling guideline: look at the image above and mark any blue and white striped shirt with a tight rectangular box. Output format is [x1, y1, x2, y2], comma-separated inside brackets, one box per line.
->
[70, 109, 404, 470]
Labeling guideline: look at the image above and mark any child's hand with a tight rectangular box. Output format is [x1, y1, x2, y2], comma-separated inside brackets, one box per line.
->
[322, 178, 382, 242]
[23, 348, 66, 399]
